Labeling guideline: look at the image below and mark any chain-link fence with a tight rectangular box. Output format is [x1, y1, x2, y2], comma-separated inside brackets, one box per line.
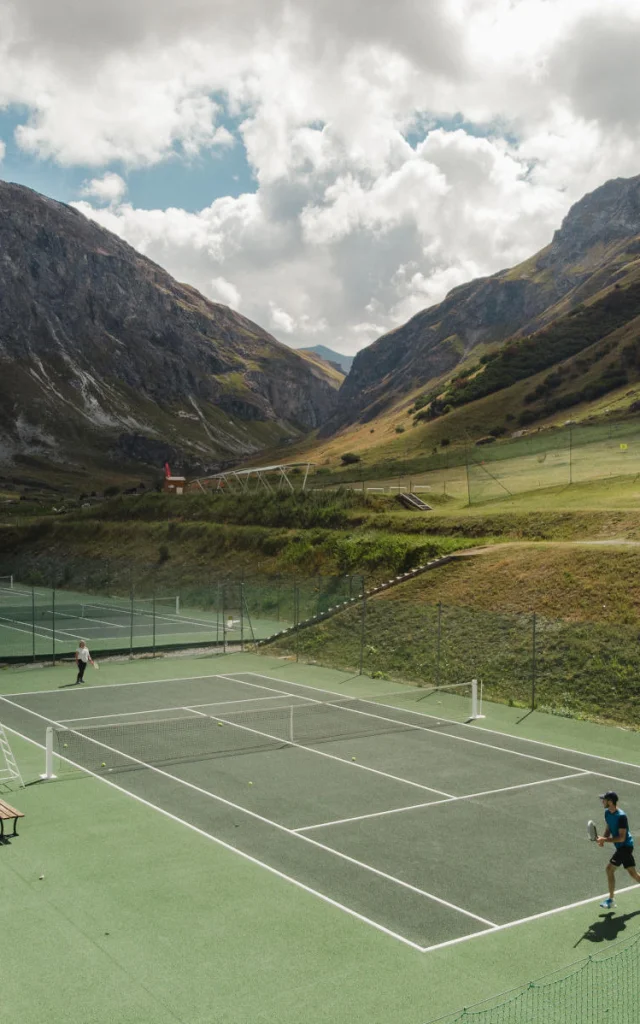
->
[466, 420, 640, 504]
[267, 595, 640, 728]
[0, 564, 364, 663]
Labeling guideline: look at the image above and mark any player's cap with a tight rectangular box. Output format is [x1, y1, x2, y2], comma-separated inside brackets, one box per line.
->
[600, 791, 619, 803]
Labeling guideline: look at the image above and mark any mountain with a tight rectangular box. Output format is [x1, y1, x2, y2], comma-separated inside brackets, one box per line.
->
[0, 181, 339, 488]
[299, 345, 353, 374]
[322, 174, 640, 436]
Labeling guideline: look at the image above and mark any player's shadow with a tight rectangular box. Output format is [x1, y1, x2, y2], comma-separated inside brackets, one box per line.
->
[574, 909, 640, 946]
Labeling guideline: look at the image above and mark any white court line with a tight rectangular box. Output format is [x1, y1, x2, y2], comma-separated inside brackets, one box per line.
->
[3, 723, 425, 953]
[234, 672, 640, 790]
[184, 705, 454, 799]
[419, 882, 640, 954]
[59, 694, 299, 724]
[293, 771, 591, 832]
[2, 695, 493, 930]
[0, 615, 84, 641]
[0, 616, 53, 640]
[2, 672, 292, 698]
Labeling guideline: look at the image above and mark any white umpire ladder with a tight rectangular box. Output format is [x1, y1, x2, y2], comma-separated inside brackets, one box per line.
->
[0, 723, 24, 788]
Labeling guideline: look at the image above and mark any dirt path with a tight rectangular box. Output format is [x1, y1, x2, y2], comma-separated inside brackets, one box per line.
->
[455, 538, 640, 556]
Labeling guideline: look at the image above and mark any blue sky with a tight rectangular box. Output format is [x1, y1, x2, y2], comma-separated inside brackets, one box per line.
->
[0, 106, 256, 211]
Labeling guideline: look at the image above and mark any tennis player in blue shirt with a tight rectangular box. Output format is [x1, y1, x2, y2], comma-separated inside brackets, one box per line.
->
[597, 791, 640, 908]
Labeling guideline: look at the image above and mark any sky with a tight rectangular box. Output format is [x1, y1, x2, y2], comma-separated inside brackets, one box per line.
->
[1, 1, 640, 357]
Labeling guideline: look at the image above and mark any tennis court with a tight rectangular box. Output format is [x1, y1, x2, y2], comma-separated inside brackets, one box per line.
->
[0, 580, 281, 661]
[3, 663, 639, 952]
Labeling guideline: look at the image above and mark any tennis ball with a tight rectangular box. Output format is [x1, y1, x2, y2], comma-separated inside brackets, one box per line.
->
[101, 762, 106, 768]
[39, 874, 45, 880]
[63, 743, 68, 749]
[351, 756, 356, 761]
[248, 781, 253, 786]
[217, 721, 223, 727]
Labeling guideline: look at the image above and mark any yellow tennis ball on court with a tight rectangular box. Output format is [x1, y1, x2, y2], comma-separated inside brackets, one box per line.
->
[248, 781, 253, 786]
[63, 743, 68, 748]
[101, 762, 106, 768]
[217, 721, 223, 727]
[352, 756, 356, 761]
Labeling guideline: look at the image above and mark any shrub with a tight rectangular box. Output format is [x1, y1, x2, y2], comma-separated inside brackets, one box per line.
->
[340, 452, 361, 465]
[104, 485, 120, 497]
[158, 544, 170, 563]
[440, 438, 451, 447]
[395, 425, 405, 434]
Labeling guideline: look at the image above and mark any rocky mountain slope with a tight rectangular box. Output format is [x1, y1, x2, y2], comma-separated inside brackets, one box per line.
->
[0, 181, 338, 487]
[322, 174, 640, 435]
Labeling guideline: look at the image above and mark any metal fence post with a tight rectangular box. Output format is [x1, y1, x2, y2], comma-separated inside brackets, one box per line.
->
[531, 611, 537, 711]
[359, 582, 367, 675]
[31, 586, 36, 662]
[436, 601, 442, 689]
[51, 584, 56, 665]
[129, 583, 134, 656]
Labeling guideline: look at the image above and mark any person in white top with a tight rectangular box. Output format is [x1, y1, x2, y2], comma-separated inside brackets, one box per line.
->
[75, 640, 94, 684]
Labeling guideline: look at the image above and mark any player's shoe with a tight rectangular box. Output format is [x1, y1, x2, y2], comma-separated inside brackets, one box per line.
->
[600, 897, 616, 909]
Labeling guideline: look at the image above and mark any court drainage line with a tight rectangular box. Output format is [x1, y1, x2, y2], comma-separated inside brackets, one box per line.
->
[233, 672, 640, 785]
[293, 771, 591, 832]
[3, 723, 426, 954]
[184, 705, 454, 799]
[2, 696, 494, 930]
[59, 694, 298, 724]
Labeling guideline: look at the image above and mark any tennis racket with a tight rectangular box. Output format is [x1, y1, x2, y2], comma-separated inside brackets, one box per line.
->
[93, 661, 99, 671]
[587, 819, 598, 842]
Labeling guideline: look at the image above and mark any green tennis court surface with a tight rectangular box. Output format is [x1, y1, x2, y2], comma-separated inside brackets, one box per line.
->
[2, 654, 640, 1022]
[0, 588, 281, 660]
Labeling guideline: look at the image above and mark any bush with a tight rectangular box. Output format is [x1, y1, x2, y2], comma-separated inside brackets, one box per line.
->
[104, 485, 120, 498]
[340, 452, 361, 465]
[440, 438, 451, 447]
[395, 425, 405, 434]
[158, 544, 170, 563]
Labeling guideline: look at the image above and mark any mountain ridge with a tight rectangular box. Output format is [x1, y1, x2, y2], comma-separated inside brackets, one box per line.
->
[321, 173, 640, 437]
[0, 180, 338, 488]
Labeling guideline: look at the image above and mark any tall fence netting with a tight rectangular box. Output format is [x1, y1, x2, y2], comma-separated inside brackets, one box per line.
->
[425, 929, 640, 1024]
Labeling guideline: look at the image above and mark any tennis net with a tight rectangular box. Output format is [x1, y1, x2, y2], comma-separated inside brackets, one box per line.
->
[43, 682, 480, 777]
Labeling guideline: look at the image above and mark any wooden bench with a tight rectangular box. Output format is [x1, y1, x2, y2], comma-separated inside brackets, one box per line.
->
[0, 799, 24, 840]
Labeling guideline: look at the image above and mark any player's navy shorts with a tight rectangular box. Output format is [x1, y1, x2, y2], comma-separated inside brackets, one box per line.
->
[610, 846, 636, 869]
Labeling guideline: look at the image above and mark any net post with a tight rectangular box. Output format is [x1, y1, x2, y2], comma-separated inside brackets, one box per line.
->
[175, 596, 180, 615]
[40, 726, 57, 780]
[289, 704, 294, 743]
[470, 679, 485, 720]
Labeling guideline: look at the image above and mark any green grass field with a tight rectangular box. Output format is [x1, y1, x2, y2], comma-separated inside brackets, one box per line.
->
[3, 651, 640, 1023]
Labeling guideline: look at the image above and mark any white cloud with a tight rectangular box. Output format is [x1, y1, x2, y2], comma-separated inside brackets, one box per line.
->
[269, 304, 295, 334]
[81, 172, 128, 204]
[0, 138, 5, 162]
[3, 0, 640, 355]
[210, 276, 241, 307]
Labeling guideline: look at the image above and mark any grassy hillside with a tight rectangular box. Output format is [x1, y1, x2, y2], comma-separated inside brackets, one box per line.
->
[267, 543, 640, 728]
